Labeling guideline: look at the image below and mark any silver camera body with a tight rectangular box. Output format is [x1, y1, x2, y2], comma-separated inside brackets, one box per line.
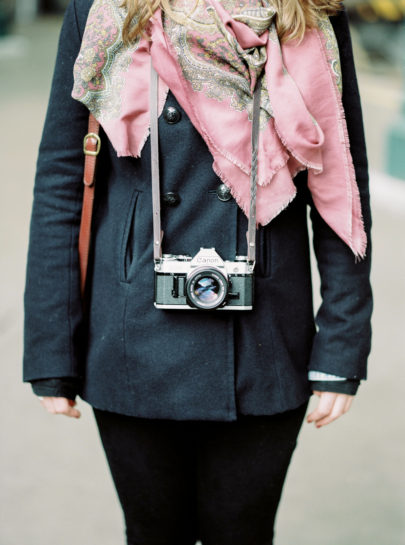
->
[154, 248, 254, 310]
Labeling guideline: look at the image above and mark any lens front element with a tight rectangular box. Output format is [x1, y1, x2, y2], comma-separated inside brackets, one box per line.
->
[186, 269, 228, 310]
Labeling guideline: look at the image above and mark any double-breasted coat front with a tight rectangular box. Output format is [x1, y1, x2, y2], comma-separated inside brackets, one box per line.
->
[23, 0, 373, 421]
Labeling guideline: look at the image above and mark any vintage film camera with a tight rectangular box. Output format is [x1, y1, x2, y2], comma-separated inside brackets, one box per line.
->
[149, 65, 262, 312]
[154, 248, 254, 310]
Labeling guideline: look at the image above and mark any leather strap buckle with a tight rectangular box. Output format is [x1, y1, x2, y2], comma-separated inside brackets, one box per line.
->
[83, 132, 101, 156]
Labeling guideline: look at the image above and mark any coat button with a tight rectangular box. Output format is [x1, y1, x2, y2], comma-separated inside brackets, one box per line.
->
[162, 192, 181, 207]
[163, 106, 182, 124]
[216, 183, 232, 202]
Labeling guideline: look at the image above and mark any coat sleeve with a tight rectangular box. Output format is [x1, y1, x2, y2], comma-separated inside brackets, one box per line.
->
[307, 7, 373, 380]
[23, 0, 90, 382]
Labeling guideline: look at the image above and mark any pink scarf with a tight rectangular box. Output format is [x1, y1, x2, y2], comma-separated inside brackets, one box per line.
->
[72, 0, 366, 258]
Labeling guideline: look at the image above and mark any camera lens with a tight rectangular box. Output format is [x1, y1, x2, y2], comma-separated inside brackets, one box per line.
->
[194, 276, 220, 303]
[186, 269, 228, 310]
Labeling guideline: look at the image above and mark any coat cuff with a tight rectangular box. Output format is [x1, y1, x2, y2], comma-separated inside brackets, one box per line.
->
[30, 377, 81, 400]
[310, 379, 360, 395]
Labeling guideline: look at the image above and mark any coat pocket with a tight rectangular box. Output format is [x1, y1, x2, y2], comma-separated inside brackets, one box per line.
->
[119, 189, 140, 283]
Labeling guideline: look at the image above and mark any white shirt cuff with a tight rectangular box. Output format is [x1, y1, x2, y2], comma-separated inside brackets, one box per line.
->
[308, 370, 347, 381]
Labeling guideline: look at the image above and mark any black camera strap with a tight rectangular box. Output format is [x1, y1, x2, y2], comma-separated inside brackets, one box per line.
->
[150, 61, 262, 266]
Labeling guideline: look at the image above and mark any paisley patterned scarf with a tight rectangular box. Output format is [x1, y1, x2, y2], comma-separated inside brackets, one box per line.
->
[72, 0, 366, 257]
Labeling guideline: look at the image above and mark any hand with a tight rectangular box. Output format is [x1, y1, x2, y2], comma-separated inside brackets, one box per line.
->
[306, 391, 353, 428]
[37, 396, 81, 419]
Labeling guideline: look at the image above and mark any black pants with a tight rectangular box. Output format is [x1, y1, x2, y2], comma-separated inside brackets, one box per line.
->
[93, 401, 308, 545]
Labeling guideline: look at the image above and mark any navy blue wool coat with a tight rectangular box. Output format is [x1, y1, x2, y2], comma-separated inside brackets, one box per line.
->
[23, 0, 373, 421]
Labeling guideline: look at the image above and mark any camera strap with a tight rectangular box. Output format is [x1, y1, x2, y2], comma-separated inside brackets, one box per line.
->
[150, 61, 262, 265]
[150, 63, 164, 261]
[247, 75, 262, 267]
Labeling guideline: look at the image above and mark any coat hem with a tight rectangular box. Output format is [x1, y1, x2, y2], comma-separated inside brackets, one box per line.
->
[79, 389, 312, 422]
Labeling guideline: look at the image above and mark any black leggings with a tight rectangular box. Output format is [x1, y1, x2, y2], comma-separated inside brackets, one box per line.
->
[93, 401, 308, 545]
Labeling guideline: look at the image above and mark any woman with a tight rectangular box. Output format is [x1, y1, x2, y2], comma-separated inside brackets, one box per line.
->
[23, 0, 373, 543]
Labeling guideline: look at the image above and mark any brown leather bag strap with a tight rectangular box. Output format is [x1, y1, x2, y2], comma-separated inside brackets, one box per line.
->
[79, 113, 101, 299]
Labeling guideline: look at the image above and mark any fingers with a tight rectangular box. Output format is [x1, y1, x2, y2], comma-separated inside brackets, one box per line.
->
[314, 393, 347, 427]
[344, 395, 353, 413]
[307, 391, 353, 428]
[38, 397, 81, 419]
[307, 391, 336, 424]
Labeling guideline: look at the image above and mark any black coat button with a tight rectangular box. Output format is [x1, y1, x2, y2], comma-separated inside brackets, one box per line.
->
[163, 106, 182, 124]
[162, 192, 181, 207]
[216, 183, 232, 202]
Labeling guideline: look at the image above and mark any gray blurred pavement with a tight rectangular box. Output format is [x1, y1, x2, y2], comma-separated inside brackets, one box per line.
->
[1, 16, 405, 545]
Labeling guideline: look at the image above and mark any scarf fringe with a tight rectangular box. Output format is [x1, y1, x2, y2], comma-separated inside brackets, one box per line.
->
[272, 118, 323, 176]
[211, 159, 298, 228]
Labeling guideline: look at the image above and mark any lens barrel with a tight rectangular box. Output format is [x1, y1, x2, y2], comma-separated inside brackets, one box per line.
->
[186, 268, 228, 310]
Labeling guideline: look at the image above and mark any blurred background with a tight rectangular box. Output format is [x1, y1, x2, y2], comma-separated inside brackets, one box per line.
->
[1, 1, 404, 544]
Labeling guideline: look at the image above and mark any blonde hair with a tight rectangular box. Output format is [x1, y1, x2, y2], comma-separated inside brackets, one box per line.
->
[121, 0, 343, 45]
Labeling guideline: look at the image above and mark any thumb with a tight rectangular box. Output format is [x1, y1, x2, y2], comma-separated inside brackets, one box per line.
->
[53, 397, 81, 418]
